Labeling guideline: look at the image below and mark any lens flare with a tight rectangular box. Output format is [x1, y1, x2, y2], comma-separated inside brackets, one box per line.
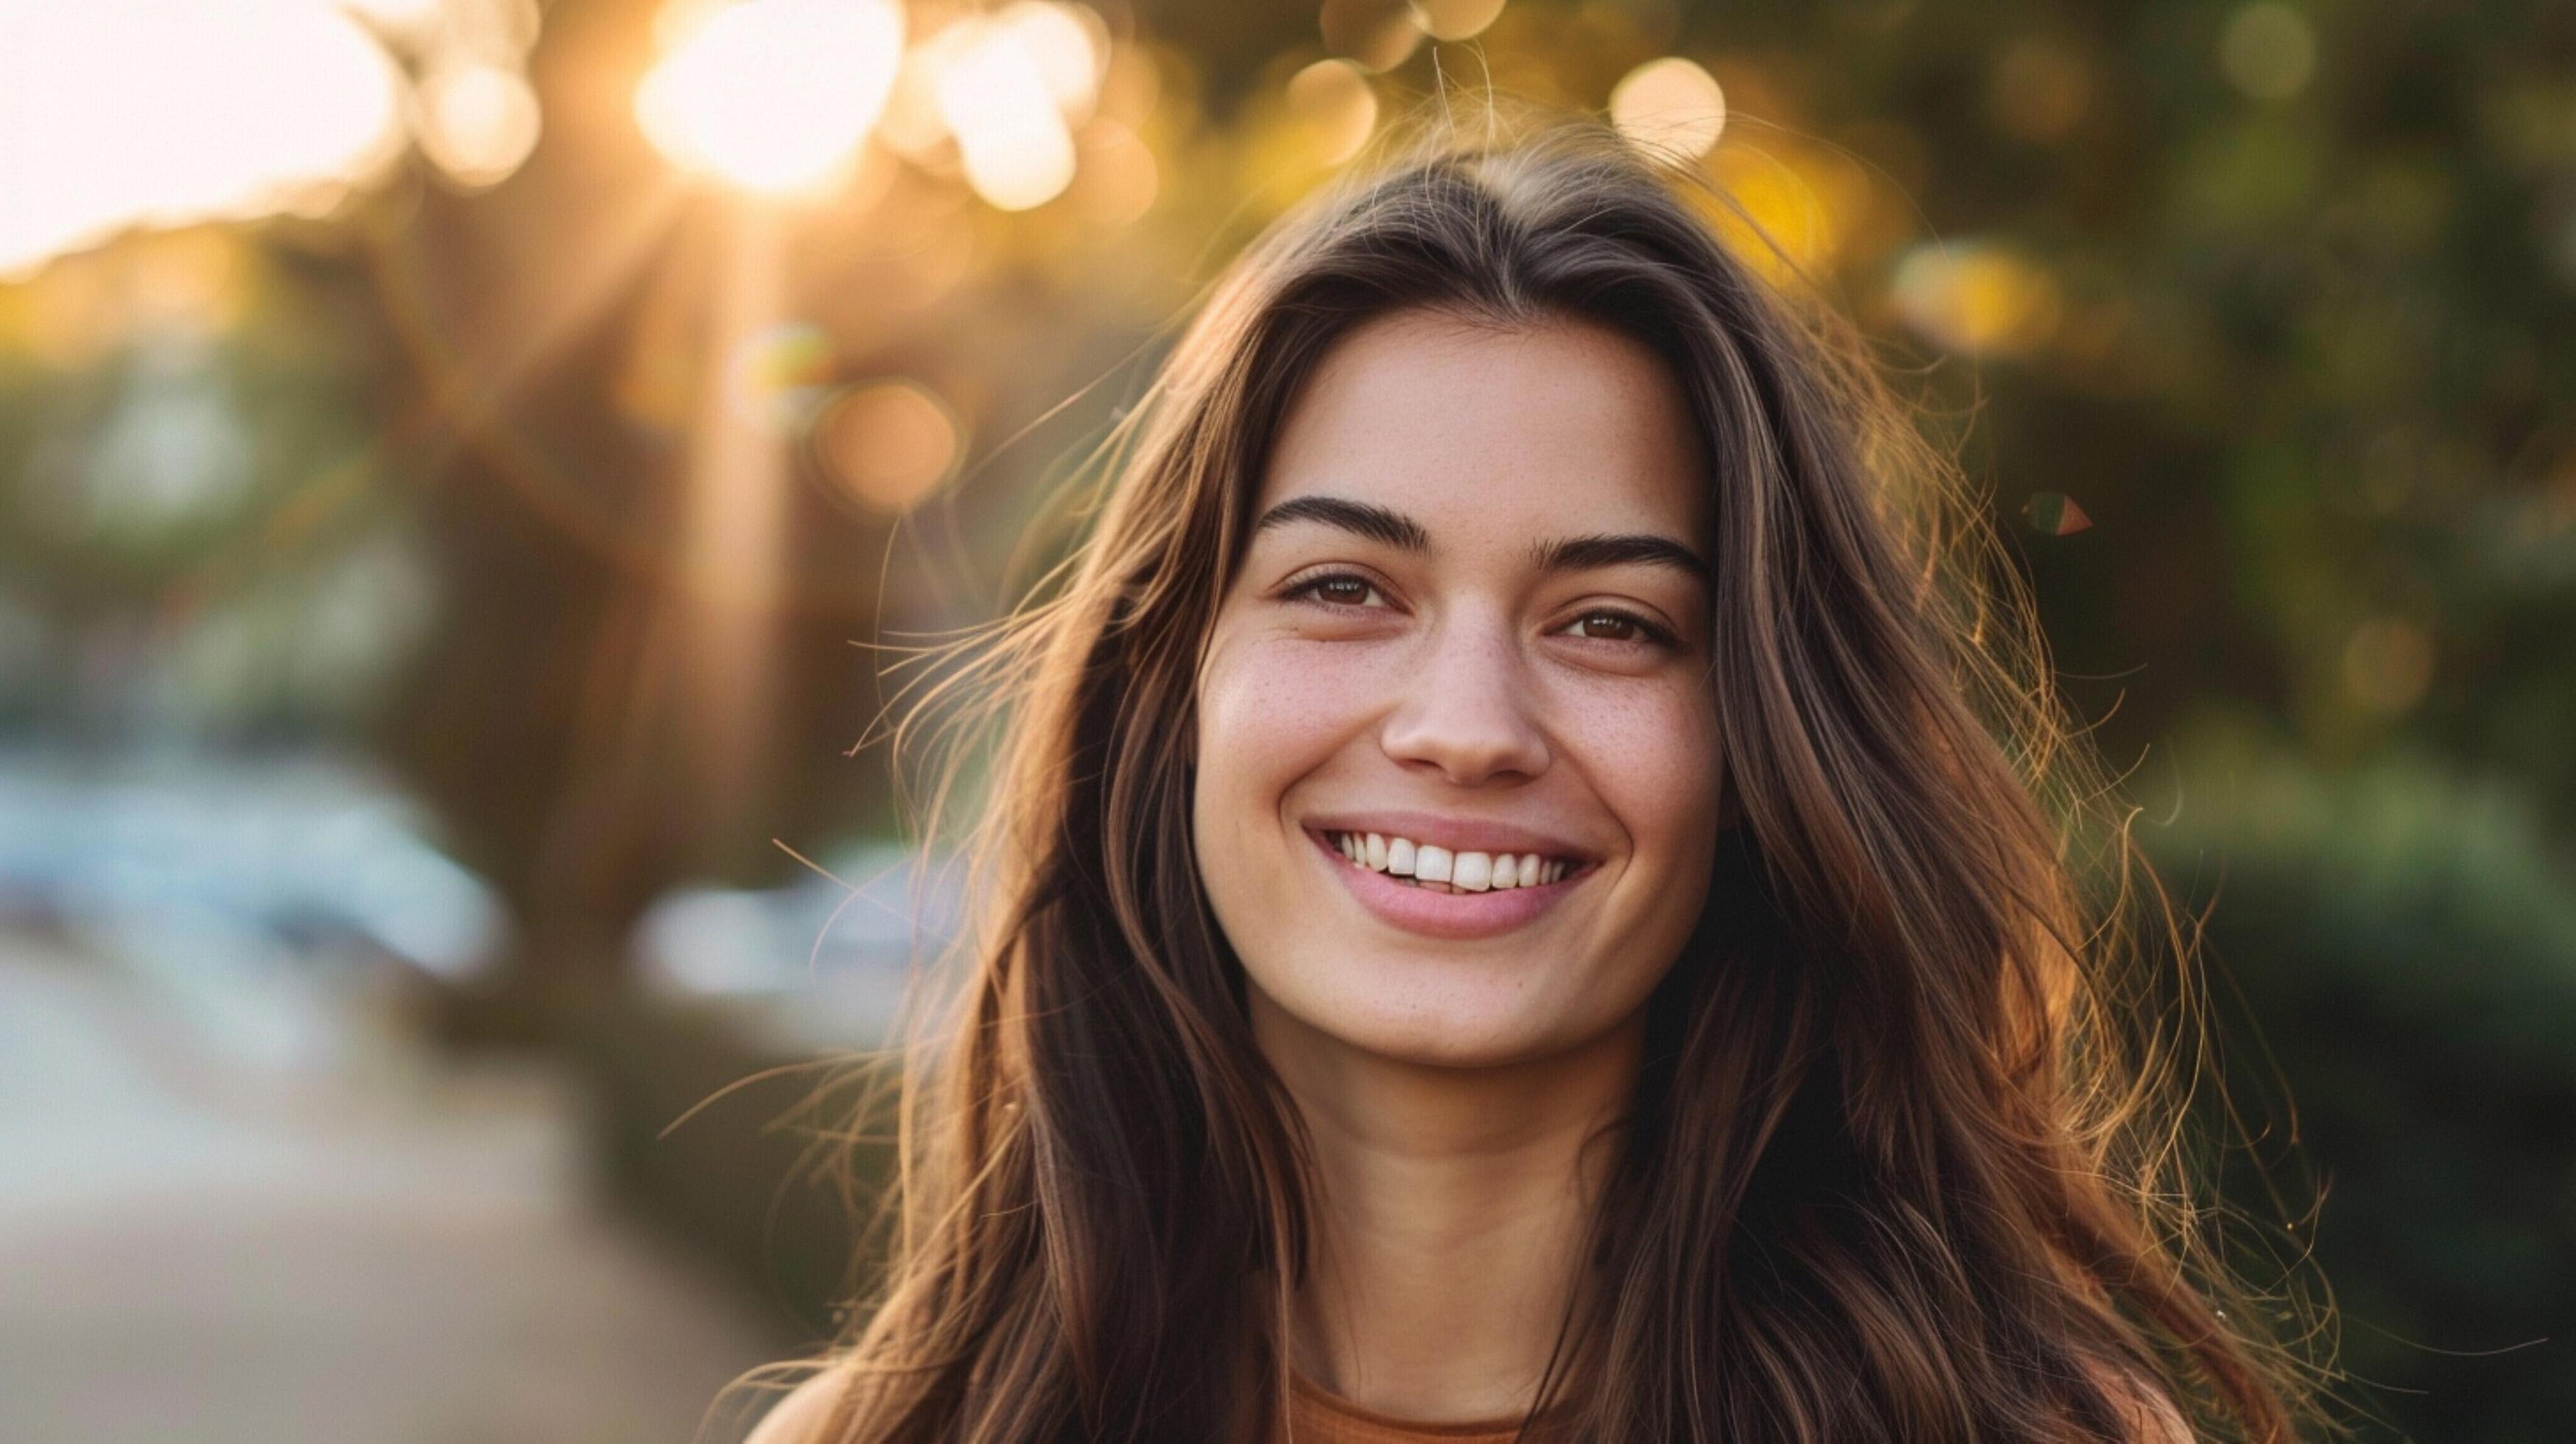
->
[726, 320, 836, 433]
[2021, 491, 2094, 536]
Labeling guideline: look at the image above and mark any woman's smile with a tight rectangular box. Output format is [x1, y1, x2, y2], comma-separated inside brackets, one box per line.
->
[1305, 823, 1594, 941]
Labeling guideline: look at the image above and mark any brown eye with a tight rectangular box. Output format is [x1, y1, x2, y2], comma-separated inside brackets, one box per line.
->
[1561, 609, 1678, 649]
[1283, 572, 1384, 609]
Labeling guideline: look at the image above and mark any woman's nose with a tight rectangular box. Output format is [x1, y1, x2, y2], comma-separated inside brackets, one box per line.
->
[1377, 609, 1551, 786]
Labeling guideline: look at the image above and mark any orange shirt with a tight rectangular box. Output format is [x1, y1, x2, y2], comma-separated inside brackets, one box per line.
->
[1280, 1373, 1532, 1443]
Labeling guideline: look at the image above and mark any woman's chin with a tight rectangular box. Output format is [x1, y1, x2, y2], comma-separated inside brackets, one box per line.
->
[1272, 983, 1579, 1072]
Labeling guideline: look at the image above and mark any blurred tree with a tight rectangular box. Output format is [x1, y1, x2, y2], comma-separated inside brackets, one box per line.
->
[364, 0, 1165, 1023]
[367, 0, 902, 1020]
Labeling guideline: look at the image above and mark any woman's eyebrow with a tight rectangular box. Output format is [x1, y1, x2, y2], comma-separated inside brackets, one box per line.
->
[1251, 495, 1432, 553]
[1252, 494, 1710, 585]
[1531, 533, 1711, 586]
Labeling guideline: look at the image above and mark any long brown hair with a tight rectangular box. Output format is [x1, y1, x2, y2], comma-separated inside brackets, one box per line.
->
[778, 115, 2328, 1441]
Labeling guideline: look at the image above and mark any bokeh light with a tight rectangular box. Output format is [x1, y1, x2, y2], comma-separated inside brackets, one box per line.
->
[930, 7, 1103, 211]
[1705, 136, 1886, 280]
[813, 379, 964, 515]
[1072, 118, 1161, 227]
[635, 0, 906, 194]
[1286, 60, 1382, 168]
[2219, 2, 2316, 101]
[413, 60, 544, 188]
[1411, 0, 1509, 42]
[874, 21, 977, 162]
[2344, 616, 2434, 712]
[1610, 57, 1727, 162]
[1889, 240, 2063, 357]
[1987, 36, 2093, 142]
[1000, 1, 1109, 126]
[1319, 0, 1425, 72]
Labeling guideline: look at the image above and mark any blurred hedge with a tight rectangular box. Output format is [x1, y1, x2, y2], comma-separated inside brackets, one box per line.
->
[2144, 737, 2576, 1440]
[574, 999, 894, 1351]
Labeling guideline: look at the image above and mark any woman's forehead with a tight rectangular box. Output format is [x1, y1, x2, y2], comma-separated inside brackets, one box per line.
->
[1254, 309, 1710, 551]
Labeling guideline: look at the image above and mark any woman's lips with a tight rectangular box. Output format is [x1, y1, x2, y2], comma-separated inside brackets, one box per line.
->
[1305, 826, 1584, 941]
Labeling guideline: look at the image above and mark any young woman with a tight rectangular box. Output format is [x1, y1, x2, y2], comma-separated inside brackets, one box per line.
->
[747, 120, 2323, 1442]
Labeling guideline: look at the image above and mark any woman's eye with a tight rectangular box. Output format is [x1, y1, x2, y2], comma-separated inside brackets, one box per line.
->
[1562, 609, 1677, 648]
[1282, 572, 1383, 609]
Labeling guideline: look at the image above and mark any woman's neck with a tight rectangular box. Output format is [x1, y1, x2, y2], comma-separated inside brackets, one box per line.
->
[1251, 992, 1642, 1423]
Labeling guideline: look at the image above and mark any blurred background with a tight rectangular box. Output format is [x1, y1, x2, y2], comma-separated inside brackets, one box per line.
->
[1, 0, 2569, 1439]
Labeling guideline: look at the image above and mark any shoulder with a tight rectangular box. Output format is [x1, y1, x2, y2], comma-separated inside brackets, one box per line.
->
[2079, 1356, 2195, 1444]
[744, 1364, 854, 1444]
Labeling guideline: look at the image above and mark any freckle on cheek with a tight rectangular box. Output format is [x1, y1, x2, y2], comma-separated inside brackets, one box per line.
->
[1212, 652, 1358, 741]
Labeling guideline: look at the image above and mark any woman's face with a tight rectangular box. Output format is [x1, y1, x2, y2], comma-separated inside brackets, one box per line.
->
[1193, 309, 1725, 1071]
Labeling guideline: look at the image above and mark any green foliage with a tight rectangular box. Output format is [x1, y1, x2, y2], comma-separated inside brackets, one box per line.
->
[2146, 727, 2576, 1440]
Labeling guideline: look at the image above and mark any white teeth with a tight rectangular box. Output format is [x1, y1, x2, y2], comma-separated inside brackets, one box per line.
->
[1326, 832, 1578, 888]
[1414, 844, 1453, 884]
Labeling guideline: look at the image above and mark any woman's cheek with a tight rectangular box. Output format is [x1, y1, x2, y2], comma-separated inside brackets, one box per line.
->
[1563, 679, 1723, 868]
[1198, 631, 1385, 779]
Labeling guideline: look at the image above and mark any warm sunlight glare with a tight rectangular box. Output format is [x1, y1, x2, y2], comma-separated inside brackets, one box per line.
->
[636, 0, 906, 195]
[0, 0, 407, 276]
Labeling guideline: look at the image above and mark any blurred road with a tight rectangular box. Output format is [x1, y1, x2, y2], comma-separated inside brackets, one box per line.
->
[0, 925, 793, 1444]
